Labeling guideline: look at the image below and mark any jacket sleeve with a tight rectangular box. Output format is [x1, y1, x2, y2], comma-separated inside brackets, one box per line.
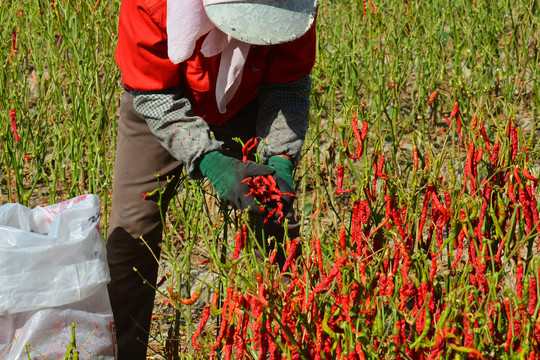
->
[131, 89, 223, 177]
[255, 21, 316, 164]
[256, 74, 311, 165]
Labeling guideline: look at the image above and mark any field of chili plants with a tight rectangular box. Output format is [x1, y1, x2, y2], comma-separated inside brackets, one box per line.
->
[2, 0, 540, 359]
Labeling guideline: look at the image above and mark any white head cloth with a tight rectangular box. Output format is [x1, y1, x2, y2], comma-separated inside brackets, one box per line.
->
[167, 0, 251, 114]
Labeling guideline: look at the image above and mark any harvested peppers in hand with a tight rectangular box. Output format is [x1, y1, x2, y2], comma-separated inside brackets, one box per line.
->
[242, 174, 296, 223]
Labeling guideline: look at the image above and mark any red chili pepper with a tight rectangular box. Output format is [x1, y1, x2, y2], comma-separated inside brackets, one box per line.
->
[452, 229, 466, 272]
[361, 0, 367, 22]
[213, 287, 235, 353]
[345, 118, 368, 160]
[535, 318, 540, 345]
[314, 320, 323, 360]
[356, 342, 366, 360]
[426, 91, 437, 107]
[429, 252, 437, 283]
[368, 0, 377, 14]
[461, 143, 477, 196]
[490, 142, 501, 165]
[474, 147, 483, 164]
[192, 306, 211, 349]
[431, 192, 448, 228]
[282, 238, 299, 272]
[9, 109, 20, 142]
[523, 167, 539, 187]
[236, 308, 249, 360]
[479, 120, 491, 154]
[444, 191, 451, 215]
[338, 227, 347, 253]
[232, 225, 247, 260]
[504, 298, 520, 351]
[313, 237, 325, 276]
[509, 121, 519, 162]
[242, 137, 258, 162]
[256, 272, 269, 307]
[519, 188, 533, 234]
[268, 323, 280, 360]
[510, 126, 518, 162]
[529, 276, 538, 316]
[210, 288, 220, 313]
[471, 114, 478, 130]
[396, 318, 407, 350]
[358, 260, 367, 285]
[310, 256, 347, 298]
[450, 102, 459, 118]
[377, 154, 387, 179]
[224, 323, 235, 360]
[516, 258, 525, 299]
[352, 199, 371, 256]
[335, 165, 356, 194]
[346, 117, 362, 159]
[526, 185, 540, 238]
[268, 249, 277, 265]
[462, 312, 474, 348]
[508, 181, 518, 203]
[384, 194, 393, 229]
[417, 184, 435, 245]
[9, 33, 16, 64]
[258, 322, 270, 360]
[168, 287, 201, 306]
[450, 102, 463, 141]
[475, 182, 491, 243]
[424, 152, 430, 171]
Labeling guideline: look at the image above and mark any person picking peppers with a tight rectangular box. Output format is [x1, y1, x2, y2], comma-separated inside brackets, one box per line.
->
[107, 0, 318, 358]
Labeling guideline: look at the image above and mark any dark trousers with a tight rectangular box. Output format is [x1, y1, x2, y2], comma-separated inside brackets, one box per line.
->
[107, 91, 296, 359]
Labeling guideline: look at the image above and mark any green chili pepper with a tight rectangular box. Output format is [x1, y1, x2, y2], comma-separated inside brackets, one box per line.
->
[374, 304, 384, 338]
[448, 344, 482, 357]
[459, 197, 479, 223]
[448, 157, 457, 189]
[489, 204, 504, 240]
[322, 307, 336, 338]
[497, 193, 507, 224]
[411, 300, 432, 350]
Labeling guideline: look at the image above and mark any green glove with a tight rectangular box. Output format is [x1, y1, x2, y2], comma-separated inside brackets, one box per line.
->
[268, 156, 296, 219]
[268, 156, 295, 194]
[198, 151, 275, 212]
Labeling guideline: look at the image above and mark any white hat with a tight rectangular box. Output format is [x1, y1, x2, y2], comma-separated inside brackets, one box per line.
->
[203, 0, 318, 45]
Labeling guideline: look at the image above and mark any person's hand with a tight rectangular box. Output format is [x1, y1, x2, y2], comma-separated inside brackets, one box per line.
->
[268, 156, 295, 193]
[198, 151, 275, 212]
[268, 156, 296, 218]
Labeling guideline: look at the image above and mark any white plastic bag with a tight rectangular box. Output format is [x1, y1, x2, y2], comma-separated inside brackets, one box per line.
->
[0, 194, 116, 359]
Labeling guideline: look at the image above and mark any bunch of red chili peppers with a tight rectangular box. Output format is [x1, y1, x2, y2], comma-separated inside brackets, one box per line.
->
[240, 137, 295, 223]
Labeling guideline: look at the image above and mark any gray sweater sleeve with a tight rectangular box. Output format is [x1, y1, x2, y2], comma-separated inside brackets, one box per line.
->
[131, 89, 222, 178]
[256, 74, 312, 165]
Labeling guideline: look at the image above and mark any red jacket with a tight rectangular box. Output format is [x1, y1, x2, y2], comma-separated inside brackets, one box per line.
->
[115, 0, 317, 125]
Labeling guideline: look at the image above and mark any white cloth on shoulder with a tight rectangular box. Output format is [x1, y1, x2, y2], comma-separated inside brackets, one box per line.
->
[167, 0, 251, 114]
